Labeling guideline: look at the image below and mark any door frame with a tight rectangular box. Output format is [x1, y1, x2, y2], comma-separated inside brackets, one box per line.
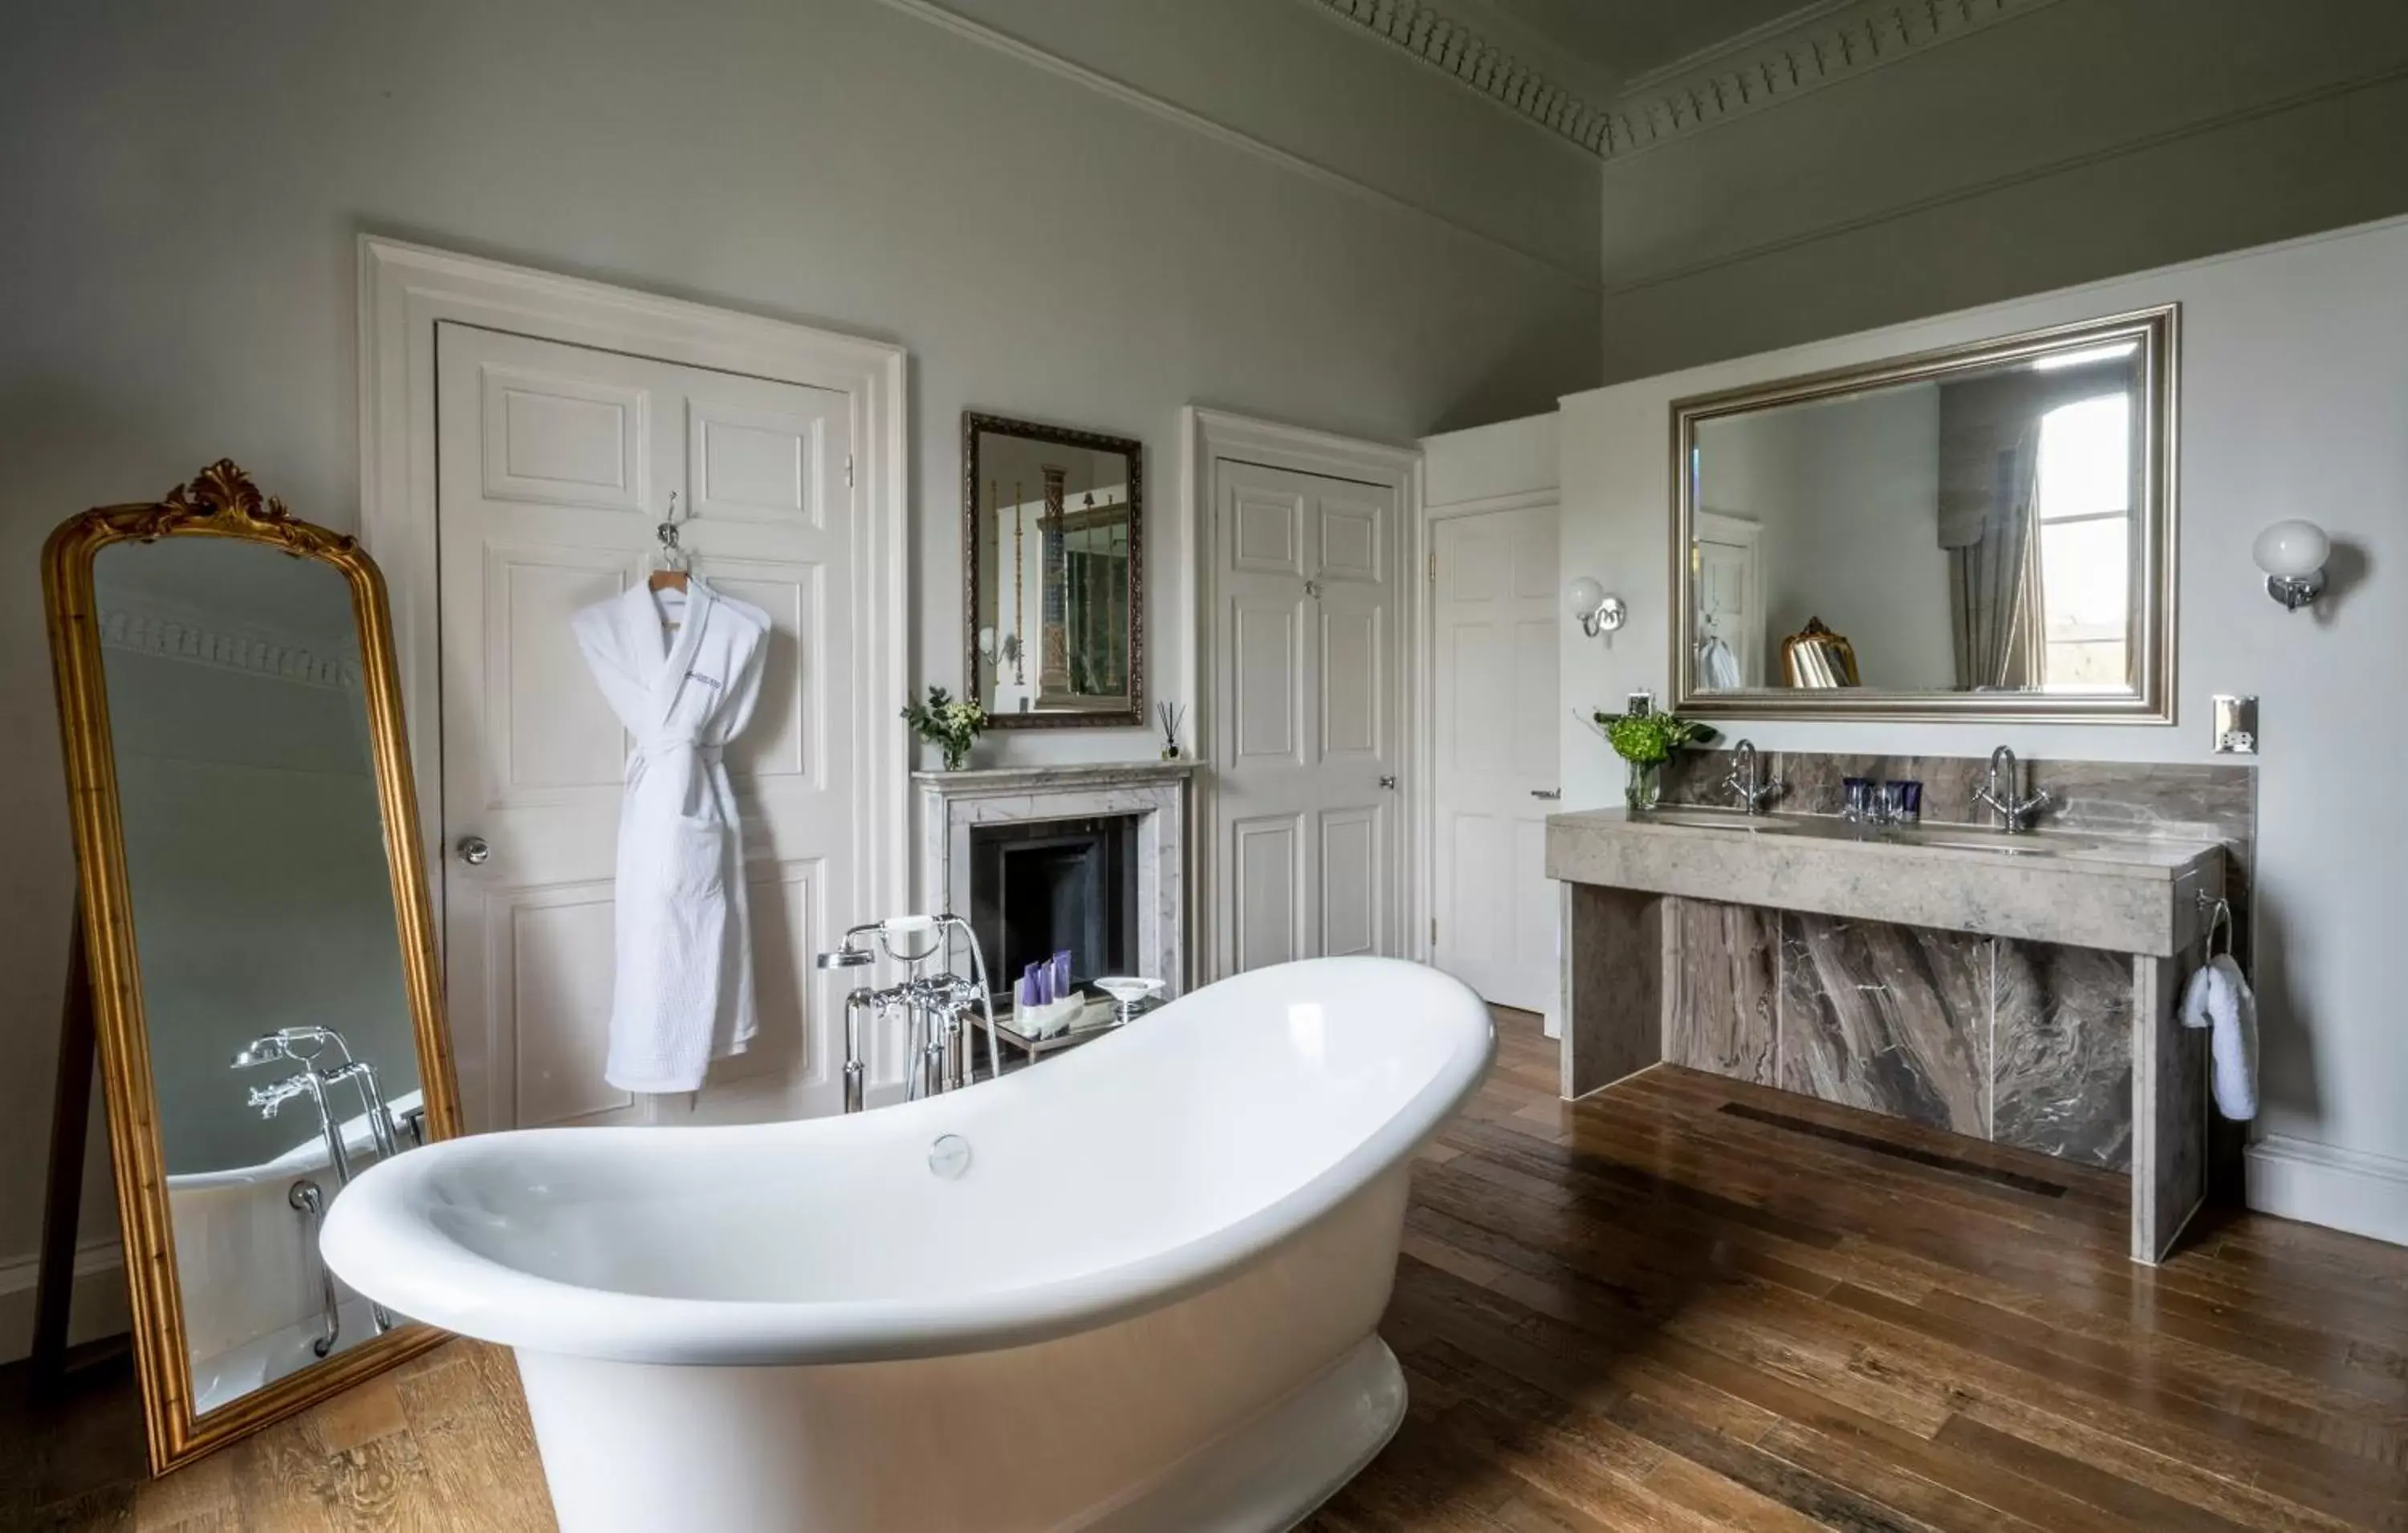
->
[1419, 487, 1564, 1030]
[355, 234, 909, 966]
[1181, 407, 1422, 982]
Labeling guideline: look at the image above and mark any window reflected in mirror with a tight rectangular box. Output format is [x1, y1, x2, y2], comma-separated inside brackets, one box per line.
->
[1675, 310, 2172, 720]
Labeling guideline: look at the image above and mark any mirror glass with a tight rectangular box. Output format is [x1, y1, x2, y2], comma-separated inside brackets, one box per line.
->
[1677, 311, 2171, 719]
[93, 537, 425, 1417]
[966, 414, 1143, 727]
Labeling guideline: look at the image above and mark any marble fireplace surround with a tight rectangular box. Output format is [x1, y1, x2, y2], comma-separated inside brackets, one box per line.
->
[1548, 752, 2254, 1266]
[913, 762, 1199, 998]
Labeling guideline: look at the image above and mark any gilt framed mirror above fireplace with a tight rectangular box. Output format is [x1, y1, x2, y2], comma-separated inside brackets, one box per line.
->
[915, 762, 1198, 1024]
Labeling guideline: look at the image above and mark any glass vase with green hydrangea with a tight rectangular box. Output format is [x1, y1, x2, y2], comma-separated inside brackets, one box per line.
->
[1592, 701, 1717, 811]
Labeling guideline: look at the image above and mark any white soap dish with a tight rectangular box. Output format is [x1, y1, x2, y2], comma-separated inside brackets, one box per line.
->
[1095, 976, 1165, 1025]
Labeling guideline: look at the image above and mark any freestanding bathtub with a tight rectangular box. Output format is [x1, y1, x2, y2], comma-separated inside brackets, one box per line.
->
[321, 957, 1492, 1531]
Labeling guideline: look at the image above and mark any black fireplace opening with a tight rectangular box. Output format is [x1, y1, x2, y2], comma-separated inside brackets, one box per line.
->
[968, 815, 1139, 1013]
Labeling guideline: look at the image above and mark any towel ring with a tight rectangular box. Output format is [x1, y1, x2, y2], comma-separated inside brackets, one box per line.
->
[2196, 892, 2233, 958]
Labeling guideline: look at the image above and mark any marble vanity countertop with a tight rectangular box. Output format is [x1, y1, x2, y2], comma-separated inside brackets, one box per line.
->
[1545, 807, 2225, 956]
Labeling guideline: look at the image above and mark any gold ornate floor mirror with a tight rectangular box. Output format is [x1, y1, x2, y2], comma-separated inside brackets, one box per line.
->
[37, 460, 462, 1473]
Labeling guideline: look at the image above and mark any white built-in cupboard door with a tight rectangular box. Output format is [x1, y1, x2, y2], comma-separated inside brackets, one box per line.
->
[1432, 504, 1560, 1015]
[434, 323, 855, 1131]
[1211, 459, 1399, 978]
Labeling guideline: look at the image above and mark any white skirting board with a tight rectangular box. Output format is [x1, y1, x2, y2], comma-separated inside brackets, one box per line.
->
[2247, 1134, 2408, 1249]
[0, 1238, 130, 1364]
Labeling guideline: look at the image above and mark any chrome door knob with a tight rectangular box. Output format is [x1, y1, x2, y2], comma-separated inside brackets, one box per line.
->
[1378, 775, 1398, 789]
[456, 835, 491, 866]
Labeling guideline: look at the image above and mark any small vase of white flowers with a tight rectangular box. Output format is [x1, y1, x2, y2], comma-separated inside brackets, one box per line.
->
[903, 686, 986, 772]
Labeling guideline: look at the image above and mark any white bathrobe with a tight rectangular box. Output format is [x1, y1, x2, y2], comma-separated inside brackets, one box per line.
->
[572, 579, 771, 1094]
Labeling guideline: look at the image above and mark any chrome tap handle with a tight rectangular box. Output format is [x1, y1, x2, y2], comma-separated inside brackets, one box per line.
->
[247, 1076, 310, 1116]
[1975, 783, 2051, 832]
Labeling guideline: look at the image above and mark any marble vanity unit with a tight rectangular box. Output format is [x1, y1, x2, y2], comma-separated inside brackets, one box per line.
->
[1547, 807, 2227, 1264]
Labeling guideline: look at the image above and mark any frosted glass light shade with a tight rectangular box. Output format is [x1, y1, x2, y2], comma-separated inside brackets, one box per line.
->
[1566, 575, 1604, 616]
[2253, 519, 2329, 579]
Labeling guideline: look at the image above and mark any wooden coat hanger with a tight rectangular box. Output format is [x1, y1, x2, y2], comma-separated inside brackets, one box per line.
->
[649, 493, 689, 594]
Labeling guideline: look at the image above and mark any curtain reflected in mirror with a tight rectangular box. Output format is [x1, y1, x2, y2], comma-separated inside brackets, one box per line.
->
[964, 413, 1144, 728]
[95, 538, 425, 1417]
[1674, 310, 2173, 721]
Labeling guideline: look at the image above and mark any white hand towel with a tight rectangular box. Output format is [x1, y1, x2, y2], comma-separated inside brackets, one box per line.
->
[2178, 954, 2257, 1121]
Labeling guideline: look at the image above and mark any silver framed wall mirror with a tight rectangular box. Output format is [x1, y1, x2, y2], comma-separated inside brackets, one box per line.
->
[1671, 306, 2178, 722]
[963, 411, 1144, 729]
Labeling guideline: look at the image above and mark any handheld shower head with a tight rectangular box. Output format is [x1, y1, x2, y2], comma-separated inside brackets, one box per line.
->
[232, 1036, 290, 1068]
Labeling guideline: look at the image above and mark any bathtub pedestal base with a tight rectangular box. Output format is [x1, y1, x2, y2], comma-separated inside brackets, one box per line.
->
[1085, 1333, 1406, 1533]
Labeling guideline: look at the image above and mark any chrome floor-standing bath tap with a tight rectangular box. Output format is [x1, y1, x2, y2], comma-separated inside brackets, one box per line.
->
[815, 915, 1001, 1112]
[234, 1025, 399, 1336]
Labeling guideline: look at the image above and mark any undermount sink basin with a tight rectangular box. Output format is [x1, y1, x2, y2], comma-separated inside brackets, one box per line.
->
[1628, 810, 2098, 857]
[1641, 811, 1798, 832]
[1901, 835, 2097, 857]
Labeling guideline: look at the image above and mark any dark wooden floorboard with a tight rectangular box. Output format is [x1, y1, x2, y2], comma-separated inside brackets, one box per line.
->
[5, 1008, 2407, 1530]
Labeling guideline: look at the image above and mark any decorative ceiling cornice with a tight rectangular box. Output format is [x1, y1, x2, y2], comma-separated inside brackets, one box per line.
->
[1305, 0, 2061, 161]
[99, 602, 360, 691]
[1305, 0, 1612, 155]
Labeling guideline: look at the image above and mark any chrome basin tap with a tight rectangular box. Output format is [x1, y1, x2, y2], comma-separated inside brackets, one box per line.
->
[1974, 745, 2052, 833]
[1723, 738, 1783, 816]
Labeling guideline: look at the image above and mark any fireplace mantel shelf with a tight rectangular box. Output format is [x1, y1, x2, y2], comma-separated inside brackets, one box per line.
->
[911, 760, 1202, 793]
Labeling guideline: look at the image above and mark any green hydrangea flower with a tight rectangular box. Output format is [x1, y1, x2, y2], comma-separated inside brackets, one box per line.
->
[1595, 710, 1717, 765]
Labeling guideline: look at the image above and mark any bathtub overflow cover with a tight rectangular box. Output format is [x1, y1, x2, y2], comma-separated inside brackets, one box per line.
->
[929, 1133, 972, 1181]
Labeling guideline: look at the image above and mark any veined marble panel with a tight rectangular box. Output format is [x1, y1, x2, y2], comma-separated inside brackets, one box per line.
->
[1993, 941, 2134, 1171]
[2133, 945, 2210, 1259]
[1780, 914, 1989, 1137]
[1666, 898, 1777, 1085]
[1562, 882, 1664, 1097]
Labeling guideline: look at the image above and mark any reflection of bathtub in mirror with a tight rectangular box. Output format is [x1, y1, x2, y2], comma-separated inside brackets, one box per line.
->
[168, 1089, 421, 1416]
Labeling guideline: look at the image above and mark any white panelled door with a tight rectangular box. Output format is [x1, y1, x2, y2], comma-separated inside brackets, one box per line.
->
[1430, 504, 1560, 1015]
[436, 323, 855, 1130]
[1210, 459, 1401, 978]
[1694, 510, 1764, 687]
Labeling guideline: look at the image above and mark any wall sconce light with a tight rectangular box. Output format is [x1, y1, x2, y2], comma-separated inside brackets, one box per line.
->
[1566, 576, 1626, 638]
[2253, 519, 2329, 611]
